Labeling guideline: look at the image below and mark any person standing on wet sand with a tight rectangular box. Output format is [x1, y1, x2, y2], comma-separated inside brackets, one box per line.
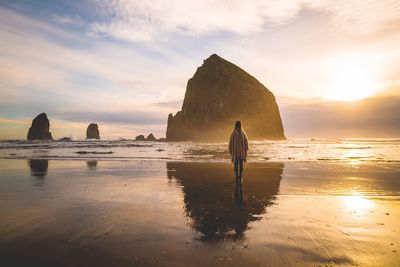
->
[229, 121, 249, 180]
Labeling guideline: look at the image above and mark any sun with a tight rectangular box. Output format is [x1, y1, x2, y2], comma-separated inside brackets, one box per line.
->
[327, 57, 381, 101]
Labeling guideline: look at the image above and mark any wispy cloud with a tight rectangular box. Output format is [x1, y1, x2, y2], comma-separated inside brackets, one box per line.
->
[52, 14, 85, 26]
[56, 109, 168, 125]
[0, 117, 29, 125]
[89, 0, 303, 41]
[325, 0, 400, 36]
[0, 7, 188, 106]
[89, 0, 400, 42]
[0, 7, 188, 139]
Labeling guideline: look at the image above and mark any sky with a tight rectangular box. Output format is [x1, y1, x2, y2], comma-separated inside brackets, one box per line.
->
[0, 0, 399, 139]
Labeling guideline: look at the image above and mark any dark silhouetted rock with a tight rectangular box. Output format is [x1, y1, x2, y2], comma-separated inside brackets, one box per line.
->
[135, 134, 146, 141]
[158, 137, 166, 142]
[27, 113, 53, 140]
[146, 133, 157, 141]
[58, 137, 71, 141]
[86, 123, 100, 139]
[166, 54, 285, 141]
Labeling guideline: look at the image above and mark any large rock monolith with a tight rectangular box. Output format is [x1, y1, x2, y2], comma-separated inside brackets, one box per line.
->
[166, 54, 285, 141]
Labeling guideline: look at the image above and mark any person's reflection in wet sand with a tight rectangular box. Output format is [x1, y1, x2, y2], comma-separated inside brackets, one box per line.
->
[234, 178, 244, 207]
[167, 162, 284, 241]
[86, 160, 98, 170]
[28, 159, 48, 186]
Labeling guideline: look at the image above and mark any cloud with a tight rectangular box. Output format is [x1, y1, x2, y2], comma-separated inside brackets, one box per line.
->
[89, 0, 400, 42]
[325, 0, 400, 36]
[0, 7, 188, 108]
[0, 117, 28, 125]
[1, 3, 399, 140]
[280, 95, 400, 138]
[151, 100, 182, 109]
[56, 109, 168, 125]
[52, 14, 85, 26]
[89, 0, 303, 41]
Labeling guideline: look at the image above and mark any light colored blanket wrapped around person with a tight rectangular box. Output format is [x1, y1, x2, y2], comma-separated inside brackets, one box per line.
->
[229, 129, 249, 162]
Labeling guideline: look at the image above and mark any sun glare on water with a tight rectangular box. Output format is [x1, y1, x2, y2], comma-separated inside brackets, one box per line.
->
[327, 57, 381, 102]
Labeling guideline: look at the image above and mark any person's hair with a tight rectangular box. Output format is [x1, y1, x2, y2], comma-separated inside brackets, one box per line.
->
[235, 120, 242, 131]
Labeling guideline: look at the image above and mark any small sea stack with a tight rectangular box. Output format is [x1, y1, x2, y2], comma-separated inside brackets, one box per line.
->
[27, 113, 53, 140]
[146, 133, 157, 141]
[86, 123, 100, 139]
[135, 135, 146, 141]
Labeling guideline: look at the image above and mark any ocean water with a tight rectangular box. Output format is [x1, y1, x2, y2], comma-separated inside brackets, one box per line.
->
[1, 140, 400, 266]
[0, 138, 399, 163]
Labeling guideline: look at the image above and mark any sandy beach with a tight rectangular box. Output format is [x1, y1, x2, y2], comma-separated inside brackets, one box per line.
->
[0, 159, 399, 266]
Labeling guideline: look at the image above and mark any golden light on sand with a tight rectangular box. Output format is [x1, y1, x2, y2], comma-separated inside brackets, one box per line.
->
[327, 57, 381, 102]
[342, 193, 374, 212]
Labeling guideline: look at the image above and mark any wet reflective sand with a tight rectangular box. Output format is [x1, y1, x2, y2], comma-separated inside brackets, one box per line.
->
[0, 159, 399, 266]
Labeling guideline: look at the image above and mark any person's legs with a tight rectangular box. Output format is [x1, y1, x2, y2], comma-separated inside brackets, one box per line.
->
[239, 158, 243, 178]
[234, 158, 239, 178]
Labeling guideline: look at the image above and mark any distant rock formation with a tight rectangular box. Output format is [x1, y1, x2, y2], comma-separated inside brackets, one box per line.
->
[86, 123, 100, 139]
[166, 54, 285, 141]
[135, 134, 146, 141]
[135, 134, 165, 142]
[58, 137, 72, 141]
[27, 113, 53, 140]
[145, 133, 157, 141]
